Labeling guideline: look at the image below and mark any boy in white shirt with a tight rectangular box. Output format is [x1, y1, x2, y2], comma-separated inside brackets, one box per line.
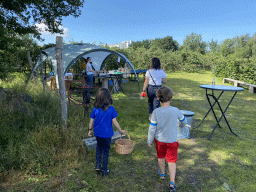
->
[148, 86, 187, 192]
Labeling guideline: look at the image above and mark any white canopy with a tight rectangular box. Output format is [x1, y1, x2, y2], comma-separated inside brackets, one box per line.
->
[27, 43, 139, 89]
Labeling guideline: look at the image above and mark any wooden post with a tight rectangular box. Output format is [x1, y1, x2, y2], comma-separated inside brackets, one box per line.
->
[27, 51, 33, 72]
[40, 52, 45, 91]
[56, 36, 67, 127]
[45, 60, 47, 76]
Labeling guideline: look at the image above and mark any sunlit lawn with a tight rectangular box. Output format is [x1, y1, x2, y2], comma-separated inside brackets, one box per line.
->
[1, 71, 255, 191]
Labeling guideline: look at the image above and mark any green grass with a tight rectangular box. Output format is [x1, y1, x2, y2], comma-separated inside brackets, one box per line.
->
[0, 71, 256, 191]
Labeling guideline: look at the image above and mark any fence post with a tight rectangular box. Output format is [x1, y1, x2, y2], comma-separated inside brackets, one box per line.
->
[56, 36, 67, 127]
[40, 52, 45, 91]
[27, 51, 33, 76]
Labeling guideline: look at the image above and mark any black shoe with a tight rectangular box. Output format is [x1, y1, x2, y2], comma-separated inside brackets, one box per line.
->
[102, 169, 109, 177]
[95, 164, 101, 171]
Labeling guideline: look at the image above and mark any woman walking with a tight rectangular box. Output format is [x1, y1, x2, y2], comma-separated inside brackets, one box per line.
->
[142, 57, 167, 120]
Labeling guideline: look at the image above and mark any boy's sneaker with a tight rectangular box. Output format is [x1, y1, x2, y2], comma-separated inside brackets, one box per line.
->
[102, 169, 109, 177]
[95, 164, 101, 171]
[168, 182, 177, 192]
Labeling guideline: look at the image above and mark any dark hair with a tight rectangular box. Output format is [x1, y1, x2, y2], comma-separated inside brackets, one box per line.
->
[82, 57, 87, 63]
[151, 57, 161, 70]
[87, 57, 91, 62]
[156, 86, 173, 103]
[94, 88, 113, 111]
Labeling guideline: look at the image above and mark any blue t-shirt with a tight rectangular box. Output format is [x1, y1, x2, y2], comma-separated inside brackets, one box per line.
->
[90, 106, 118, 138]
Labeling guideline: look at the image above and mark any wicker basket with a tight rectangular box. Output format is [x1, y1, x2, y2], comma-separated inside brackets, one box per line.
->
[115, 133, 135, 154]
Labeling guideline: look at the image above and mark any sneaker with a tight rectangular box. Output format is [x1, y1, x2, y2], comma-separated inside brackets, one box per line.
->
[158, 169, 165, 180]
[168, 182, 177, 192]
[102, 169, 109, 177]
[95, 164, 101, 171]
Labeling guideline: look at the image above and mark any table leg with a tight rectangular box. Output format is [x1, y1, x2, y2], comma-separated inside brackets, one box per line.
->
[208, 91, 239, 140]
[206, 90, 223, 129]
[117, 76, 124, 93]
[194, 89, 224, 128]
[112, 78, 119, 93]
[110, 76, 124, 94]
[102, 78, 108, 89]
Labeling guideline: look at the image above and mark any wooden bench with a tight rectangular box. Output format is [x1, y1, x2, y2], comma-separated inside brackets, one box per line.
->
[223, 78, 256, 94]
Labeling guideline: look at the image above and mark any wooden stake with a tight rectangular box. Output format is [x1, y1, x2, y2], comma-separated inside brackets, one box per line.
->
[27, 51, 33, 72]
[40, 52, 45, 91]
[56, 36, 67, 127]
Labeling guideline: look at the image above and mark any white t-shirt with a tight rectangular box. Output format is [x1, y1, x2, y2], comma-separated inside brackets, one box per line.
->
[145, 69, 166, 86]
[86, 63, 93, 75]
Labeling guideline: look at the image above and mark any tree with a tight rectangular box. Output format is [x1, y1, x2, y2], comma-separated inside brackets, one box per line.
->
[0, 0, 84, 79]
[208, 39, 220, 53]
[233, 34, 252, 58]
[182, 33, 207, 54]
[151, 36, 179, 52]
[246, 33, 256, 58]
[130, 39, 152, 50]
[0, 0, 84, 40]
[220, 38, 235, 57]
[69, 38, 84, 44]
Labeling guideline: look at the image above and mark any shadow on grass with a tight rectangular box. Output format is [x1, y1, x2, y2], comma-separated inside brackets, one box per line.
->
[69, 137, 230, 192]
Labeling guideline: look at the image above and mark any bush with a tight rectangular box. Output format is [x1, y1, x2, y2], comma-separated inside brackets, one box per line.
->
[124, 47, 213, 73]
[213, 55, 256, 84]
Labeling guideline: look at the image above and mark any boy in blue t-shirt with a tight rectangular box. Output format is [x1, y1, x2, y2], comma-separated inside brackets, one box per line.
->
[88, 88, 127, 177]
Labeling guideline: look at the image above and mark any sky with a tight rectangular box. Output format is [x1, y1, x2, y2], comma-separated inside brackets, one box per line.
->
[36, 0, 256, 46]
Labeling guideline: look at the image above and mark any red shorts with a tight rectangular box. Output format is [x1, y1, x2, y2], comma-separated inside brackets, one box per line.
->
[154, 138, 179, 163]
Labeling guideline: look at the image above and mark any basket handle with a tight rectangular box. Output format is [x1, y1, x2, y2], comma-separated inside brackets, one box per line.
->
[120, 132, 130, 140]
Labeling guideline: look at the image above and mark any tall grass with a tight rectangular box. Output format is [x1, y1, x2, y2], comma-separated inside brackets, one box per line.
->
[0, 72, 85, 174]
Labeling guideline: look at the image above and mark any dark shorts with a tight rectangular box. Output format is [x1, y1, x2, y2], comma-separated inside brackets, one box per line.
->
[154, 138, 179, 163]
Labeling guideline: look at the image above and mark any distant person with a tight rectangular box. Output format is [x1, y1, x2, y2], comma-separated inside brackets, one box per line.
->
[147, 86, 187, 192]
[88, 88, 127, 177]
[142, 57, 167, 120]
[86, 57, 94, 87]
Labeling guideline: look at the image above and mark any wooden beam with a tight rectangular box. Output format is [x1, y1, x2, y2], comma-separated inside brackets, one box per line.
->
[223, 78, 256, 94]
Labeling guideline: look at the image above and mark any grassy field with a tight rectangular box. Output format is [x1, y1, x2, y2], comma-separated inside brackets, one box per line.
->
[0, 71, 255, 191]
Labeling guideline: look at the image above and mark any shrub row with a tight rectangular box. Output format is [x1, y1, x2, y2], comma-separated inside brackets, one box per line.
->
[110, 47, 256, 83]
[109, 47, 212, 73]
[212, 55, 256, 84]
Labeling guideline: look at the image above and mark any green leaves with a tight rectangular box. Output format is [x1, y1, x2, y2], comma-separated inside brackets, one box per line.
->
[213, 55, 256, 84]
[0, 0, 84, 40]
[182, 32, 207, 55]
